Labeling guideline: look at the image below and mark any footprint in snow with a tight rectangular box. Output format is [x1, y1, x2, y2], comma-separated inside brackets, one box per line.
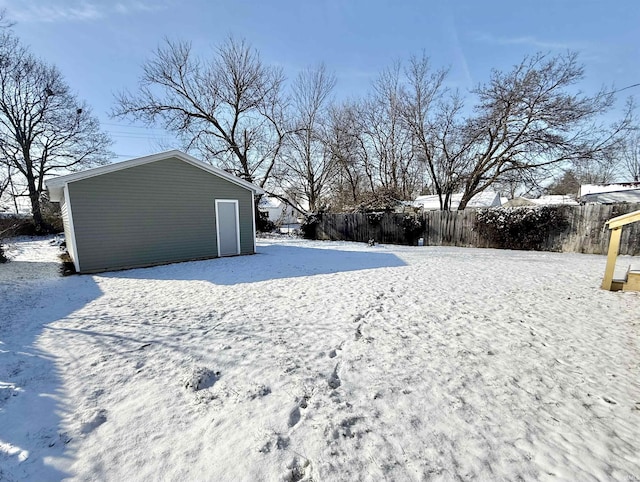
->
[282, 456, 311, 482]
[328, 364, 341, 389]
[248, 384, 271, 400]
[288, 406, 302, 427]
[259, 433, 290, 453]
[288, 394, 311, 427]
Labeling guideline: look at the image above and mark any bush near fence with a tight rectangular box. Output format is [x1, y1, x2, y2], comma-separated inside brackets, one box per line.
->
[312, 203, 640, 255]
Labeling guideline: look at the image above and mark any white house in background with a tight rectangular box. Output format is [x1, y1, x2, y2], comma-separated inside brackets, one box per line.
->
[258, 196, 299, 225]
[501, 197, 537, 207]
[528, 195, 579, 206]
[413, 191, 501, 210]
[579, 182, 640, 204]
[502, 195, 578, 207]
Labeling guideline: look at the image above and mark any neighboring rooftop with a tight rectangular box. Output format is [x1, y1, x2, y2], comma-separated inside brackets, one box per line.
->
[414, 191, 501, 210]
[581, 189, 640, 204]
[579, 182, 640, 197]
[528, 195, 579, 206]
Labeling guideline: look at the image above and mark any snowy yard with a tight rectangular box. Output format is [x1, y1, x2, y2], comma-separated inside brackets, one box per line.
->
[1, 236, 639, 481]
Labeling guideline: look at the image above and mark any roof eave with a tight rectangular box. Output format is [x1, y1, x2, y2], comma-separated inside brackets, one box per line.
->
[44, 150, 265, 196]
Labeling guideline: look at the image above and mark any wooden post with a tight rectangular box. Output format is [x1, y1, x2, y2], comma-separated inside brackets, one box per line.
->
[601, 227, 622, 290]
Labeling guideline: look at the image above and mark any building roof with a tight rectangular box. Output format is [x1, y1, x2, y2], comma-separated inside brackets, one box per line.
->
[527, 195, 579, 206]
[501, 197, 538, 207]
[414, 191, 501, 210]
[579, 182, 640, 197]
[502, 195, 578, 207]
[45, 150, 264, 202]
[581, 189, 640, 204]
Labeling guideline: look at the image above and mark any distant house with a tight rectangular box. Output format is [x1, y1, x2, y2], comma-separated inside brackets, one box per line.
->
[45, 150, 264, 274]
[414, 191, 501, 210]
[501, 197, 537, 207]
[502, 195, 578, 207]
[580, 183, 640, 204]
[258, 196, 299, 225]
[528, 195, 579, 206]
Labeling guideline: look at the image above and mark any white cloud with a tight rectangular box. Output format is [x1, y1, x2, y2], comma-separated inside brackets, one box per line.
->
[114, 1, 169, 15]
[473, 32, 581, 51]
[1, 0, 170, 23]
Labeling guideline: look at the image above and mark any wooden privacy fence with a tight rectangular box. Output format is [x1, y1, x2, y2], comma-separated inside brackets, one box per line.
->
[312, 203, 640, 255]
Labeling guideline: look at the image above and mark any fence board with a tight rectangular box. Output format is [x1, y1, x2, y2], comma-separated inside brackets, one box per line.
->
[314, 203, 640, 255]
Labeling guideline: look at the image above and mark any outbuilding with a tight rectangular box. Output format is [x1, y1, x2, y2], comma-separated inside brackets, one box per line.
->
[46, 150, 264, 274]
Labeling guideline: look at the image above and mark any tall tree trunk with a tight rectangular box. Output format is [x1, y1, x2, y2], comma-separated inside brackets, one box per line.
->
[26, 176, 48, 232]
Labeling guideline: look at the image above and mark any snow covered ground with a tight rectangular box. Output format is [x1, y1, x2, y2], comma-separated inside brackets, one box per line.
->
[1, 236, 639, 481]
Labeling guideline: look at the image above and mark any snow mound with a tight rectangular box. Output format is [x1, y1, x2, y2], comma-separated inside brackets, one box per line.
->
[183, 367, 219, 391]
[80, 409, 107, 434]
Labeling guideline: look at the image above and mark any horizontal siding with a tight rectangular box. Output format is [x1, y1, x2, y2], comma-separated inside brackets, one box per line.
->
[68, 157, 255, 273]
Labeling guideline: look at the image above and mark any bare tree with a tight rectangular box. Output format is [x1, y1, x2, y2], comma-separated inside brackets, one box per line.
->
[0, 8, 15, 213]
[456, 52, 631, 210]
[324, 101, 370, 209]
[545, 169, 581, 196]
[0, 32, 112, 231]
[492, 168, 544, 199]
[358, 62, 418, 202]
[113, 37, 287, 188]
[0, 8, 13, 29]
[276, 64, 336, 212]
[621, 130, 640, 181]
[401, 54, 463, 209]
[0, 165, 10, 207]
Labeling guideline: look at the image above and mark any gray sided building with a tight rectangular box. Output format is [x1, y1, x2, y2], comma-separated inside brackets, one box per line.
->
[46, 150, 264, 274]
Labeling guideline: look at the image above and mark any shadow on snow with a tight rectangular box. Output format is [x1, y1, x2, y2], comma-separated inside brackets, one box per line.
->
[0, 263, 102, 480]
[103, 243, 407, 285]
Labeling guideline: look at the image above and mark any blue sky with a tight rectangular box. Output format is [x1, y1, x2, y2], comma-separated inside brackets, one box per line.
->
[3, 0, 639, 160]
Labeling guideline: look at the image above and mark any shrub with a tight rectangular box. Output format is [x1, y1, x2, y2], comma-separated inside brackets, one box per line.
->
[475, 206, 569, 250]
[402, 214, 425, 245]
[256, 209, 276, 233]
[354, 188, 403, 213]
[300, 214, 320, 239]
[366, 212, 384, 225]
[39, 196, 64, 233]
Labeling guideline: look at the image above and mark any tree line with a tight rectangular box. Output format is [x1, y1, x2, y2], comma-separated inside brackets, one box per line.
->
[1, 17, 639, 234]
[111, 38, 640, 213]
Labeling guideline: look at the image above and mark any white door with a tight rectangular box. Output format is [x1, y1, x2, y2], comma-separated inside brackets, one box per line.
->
[215, 200, 240, 257]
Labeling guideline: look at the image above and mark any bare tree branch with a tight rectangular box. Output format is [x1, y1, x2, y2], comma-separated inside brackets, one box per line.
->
[0, 32, 112, 230]
[112, 36, 287, 187]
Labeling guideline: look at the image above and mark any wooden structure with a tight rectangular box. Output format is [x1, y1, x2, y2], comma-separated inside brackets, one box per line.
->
[601, 209, 640, 291]
[314, 204, 640, 255]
